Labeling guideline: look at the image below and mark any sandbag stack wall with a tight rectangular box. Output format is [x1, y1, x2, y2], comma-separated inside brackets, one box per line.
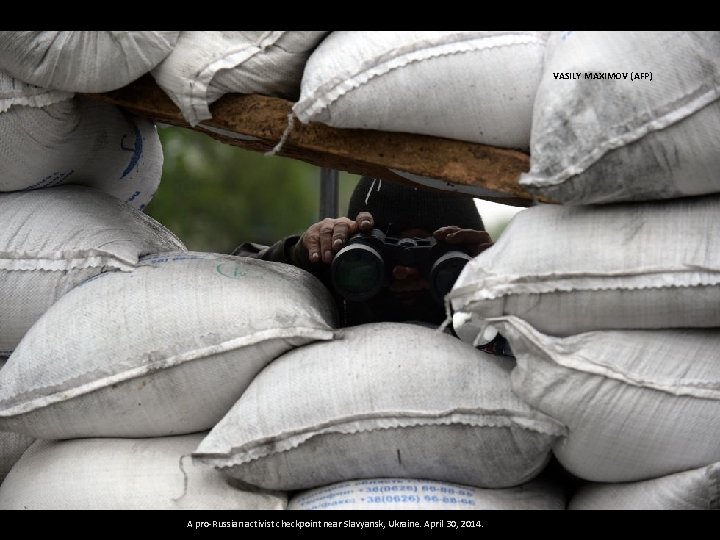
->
[449, 31, 720, 510]
[3, 30, 717, 511]
[0, 31, 333, 509]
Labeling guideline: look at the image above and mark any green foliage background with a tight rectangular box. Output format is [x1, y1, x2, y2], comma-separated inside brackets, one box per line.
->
[145, 127, 361, 254]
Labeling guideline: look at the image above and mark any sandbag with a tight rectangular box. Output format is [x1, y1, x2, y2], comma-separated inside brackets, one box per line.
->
[0, 186, 185, 357]
[0, 31, 180, 92]
[294, 31, 548, 150]
[569, 463, 720, 510]
[0, 97, 163, 210]
[521, 31, 720, 204]
[0, 252, 337, 438]
[152, 31, 329, 126]
[288, 477, 565, 510]
[0, 357, 35, 484]
[492, 316, 720, 482]
[0, 433, 286, 510]
[195, 322, 564, 491]
[0, 70, 72, 113]
[449, 195, 720, 337]
[0, 431, 34, 485]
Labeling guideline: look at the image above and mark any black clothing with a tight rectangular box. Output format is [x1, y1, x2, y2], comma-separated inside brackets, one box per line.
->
[348, 176, 485, 235]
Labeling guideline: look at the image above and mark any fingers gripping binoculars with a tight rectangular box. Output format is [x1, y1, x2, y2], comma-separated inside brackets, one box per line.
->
[330, 229, 472, 303]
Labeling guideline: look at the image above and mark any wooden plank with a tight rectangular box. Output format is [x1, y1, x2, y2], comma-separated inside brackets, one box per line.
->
[83, 75, 541, 207]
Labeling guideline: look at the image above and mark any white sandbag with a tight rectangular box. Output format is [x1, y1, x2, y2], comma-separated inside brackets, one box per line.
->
[0, 252, 337, 438]
[569, 463, 720, 510]
[0, 70, 72, 113]
[0, 356, 34, 483]
[0, 359, 35, 484]
[288, 477, 565, 510]
[0, 186, 185, 357]
[0, 431, 34, 484]
[491, 316, 720, 482]
[0, 31, 180, 92]
[0, 96, 163, 210]
[521, 31, 720, 204]
[194, 322, 564, 491]
[152, 31, 329, 126]
[0, 433, 286, 510]
[449, 196, 720, 338]
[294, 31, 548, 150]
[72, 101, 163, 211]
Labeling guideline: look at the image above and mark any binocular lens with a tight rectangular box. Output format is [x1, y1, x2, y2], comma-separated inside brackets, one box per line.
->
[332, 231, 472, 305]
[331, 244, 384, 301]
[430, 252, 471, 302]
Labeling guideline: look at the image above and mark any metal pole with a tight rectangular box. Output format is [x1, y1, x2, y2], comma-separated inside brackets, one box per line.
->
[319, 167, 339, 219]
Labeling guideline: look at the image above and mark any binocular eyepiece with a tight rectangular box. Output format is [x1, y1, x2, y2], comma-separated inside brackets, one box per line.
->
[330, 229, 471, 303]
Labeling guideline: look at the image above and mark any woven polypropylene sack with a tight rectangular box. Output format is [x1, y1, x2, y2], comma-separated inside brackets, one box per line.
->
[0, 252, 337, 438]
[0, 31, 180, 92]
[194, 322, 565, 491]
[0, 431, 34, 484]
[152, 31, 328, 126]
[521, 31, 720, 204]
[0, 186, 185, 357]
[0, 359, 35, 483]
[449, 195, 720, 338]
[569, 463, 720, 510]
[492, 316, 720, 482]
[294, 31, 548, 150]
[0, 433, 287, 510]
[0, 97, 163, 210]
[288, 477, 565, 510]
[0, 70, 72, 113]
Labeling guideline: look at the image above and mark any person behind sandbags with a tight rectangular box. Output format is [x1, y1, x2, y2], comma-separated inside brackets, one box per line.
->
[234, 176, 504, 336]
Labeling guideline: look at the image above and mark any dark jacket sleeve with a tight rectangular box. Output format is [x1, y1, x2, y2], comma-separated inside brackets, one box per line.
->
[232, 235, 334, 287]
[231, 235, 301, 264]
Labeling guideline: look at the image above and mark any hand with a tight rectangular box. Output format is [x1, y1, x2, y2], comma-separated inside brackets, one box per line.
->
[433, 226, 493, 257]
[299, 211, 375, 264]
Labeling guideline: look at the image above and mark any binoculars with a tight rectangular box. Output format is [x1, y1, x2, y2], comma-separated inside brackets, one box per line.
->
[330, 229, 472, 303]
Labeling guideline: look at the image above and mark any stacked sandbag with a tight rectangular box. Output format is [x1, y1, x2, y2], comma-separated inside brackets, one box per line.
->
[294, 31, 549, 150]
[449, 195, 720, 337]
[447, 34, 720, 507]
[0, 92, 163, 210]
[288, 477, 565, 510]
[520, 31, 720, 204]
[0, 31, 179, 92]
[0, 186, 185, 358]
[152, 31, 329, 126]
[0, 360, 34, 485]
[0, 433, 286, 509]
[489, 316, 720, 483]
[0, 70, 71, 112]
[194, 323, 565, 491]
[0, 430, 33, 485]
[569, 463, 720, 510]
[0, 252, 337, 439]
[448, 196, 720, 490]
